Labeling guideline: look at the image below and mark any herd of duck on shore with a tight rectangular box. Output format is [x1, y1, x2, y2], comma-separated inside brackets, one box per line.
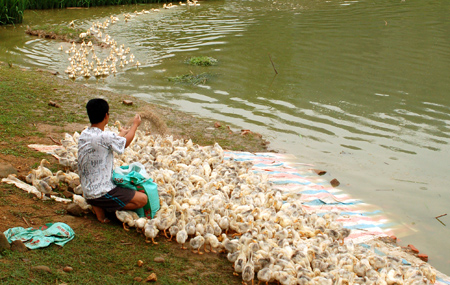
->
[20, 123, 438, 285]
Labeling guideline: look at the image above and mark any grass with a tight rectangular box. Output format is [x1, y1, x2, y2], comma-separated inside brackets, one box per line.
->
[31, 204, 41, 210]
[185, 56, 218, 67]
[28, 24, 79, 36]
[9, 210, 34, 218]
[0, 0, 24, 25]
[25, 24, 100, 44]
[0, 63, 86, 158]
[168, 72, 214, 85]
[0, 212, 240, 284]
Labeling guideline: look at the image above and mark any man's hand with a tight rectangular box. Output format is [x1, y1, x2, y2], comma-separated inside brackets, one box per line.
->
[122, 114, 141, 148]
[133, 114, 141, 127]
[119, 114, 140, 137]
[119, 127, 129, 137]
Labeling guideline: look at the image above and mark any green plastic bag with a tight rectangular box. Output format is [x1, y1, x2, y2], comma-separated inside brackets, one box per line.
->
[4, 222, 75, 249]
[112, 162, 160, 218]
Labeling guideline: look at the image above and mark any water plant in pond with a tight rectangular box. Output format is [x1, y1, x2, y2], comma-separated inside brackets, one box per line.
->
[168, 72, 214, 85]
[185, 56, 218, 66]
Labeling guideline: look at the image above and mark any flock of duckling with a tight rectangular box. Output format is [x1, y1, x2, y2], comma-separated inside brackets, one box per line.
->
[61, 1, 200, 80]
[25, 158, 81, 199]
[63, 16, 138, 80]
[19, 123, 436, 285]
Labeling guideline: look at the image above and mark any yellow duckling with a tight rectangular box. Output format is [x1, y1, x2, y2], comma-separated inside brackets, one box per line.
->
[42, 174, 59, 189]
[189, 232, 205, 254]
[234, 245, 249, 275]
[34, 159, 53, 179]
[204, 233, 220, 253]
[176, 220, 188, 249]
[257, 265, 275, 285]
[29, 172, 57, 199]
[65, 171, 80, 190]
[135, 217, 148, 233]
[241, 251, 255, 285]
[220, 233, 239, 253]
[144, 218, 159, 244]
[115, 210, 135, 231]
[419, 263, 436, 283]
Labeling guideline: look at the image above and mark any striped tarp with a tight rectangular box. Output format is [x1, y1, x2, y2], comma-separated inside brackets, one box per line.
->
[226, 151, 450, 284]
[225, 150, 396, 244]
[26, 144, 450, 282]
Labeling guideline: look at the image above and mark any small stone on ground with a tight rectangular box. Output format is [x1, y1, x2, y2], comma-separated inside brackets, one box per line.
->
[330, 178, 340, 187]
[145, 273, 157, 282]
[32, 265, 51, 273]
[0, 233, 10, 252]
[48, 101, 61, 108]
[0, 164, 17, 178]
[312, 169, 327, 176]
[153, 257, 165, 263]
[62, 190, 73, 198]
[10, 240, 28, 252]
[66, 203, 84, 216]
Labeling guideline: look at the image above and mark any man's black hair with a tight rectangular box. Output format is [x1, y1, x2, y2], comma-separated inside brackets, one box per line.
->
[86, 98, 109, 124]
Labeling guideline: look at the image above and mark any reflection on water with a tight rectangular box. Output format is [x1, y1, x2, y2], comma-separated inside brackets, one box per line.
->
[1, 0, 450, 273]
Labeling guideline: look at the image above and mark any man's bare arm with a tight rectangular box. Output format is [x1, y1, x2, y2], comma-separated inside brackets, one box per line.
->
[119, 114, 141, 148]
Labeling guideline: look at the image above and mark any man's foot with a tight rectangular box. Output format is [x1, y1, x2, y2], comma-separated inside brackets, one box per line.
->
[92, 206, 108, 223]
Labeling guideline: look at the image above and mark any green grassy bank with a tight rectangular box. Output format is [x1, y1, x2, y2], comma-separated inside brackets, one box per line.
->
[0, 60, 267, 284]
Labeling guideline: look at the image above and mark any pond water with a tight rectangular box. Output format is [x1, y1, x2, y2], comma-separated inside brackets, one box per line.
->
[1, 0, 449, 274]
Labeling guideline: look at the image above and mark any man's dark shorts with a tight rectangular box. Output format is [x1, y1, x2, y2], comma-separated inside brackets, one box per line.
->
[86, 186, 135, 212]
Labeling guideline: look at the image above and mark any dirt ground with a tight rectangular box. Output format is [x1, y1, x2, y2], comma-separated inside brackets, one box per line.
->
[0, 122, 92, 233]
